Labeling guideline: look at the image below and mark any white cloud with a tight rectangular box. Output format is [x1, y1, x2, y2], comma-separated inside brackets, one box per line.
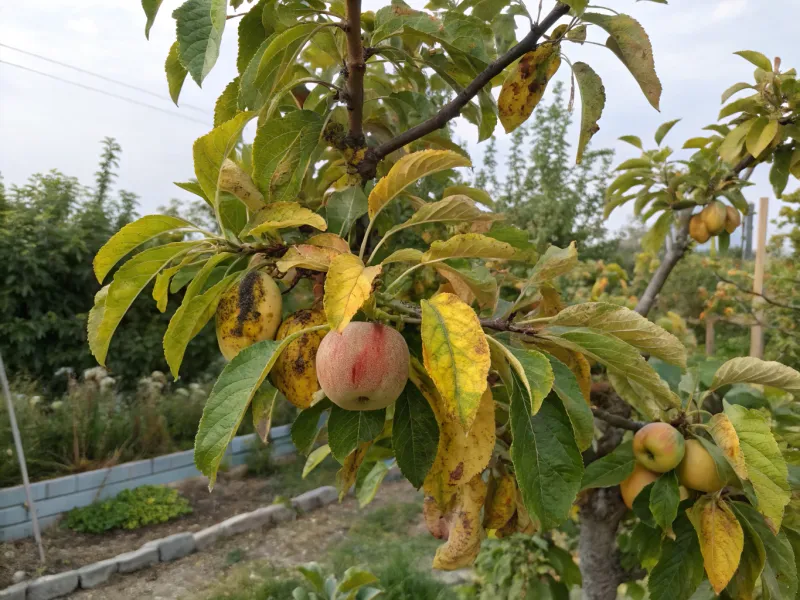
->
[713, 0, 748, 21]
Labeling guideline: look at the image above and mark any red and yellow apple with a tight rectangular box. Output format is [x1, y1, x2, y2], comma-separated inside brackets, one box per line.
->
[677, 439, 726, 493]
[632, 422, 686, 473]
[316, 322, 410, 410]
[620, 463, 660, 509]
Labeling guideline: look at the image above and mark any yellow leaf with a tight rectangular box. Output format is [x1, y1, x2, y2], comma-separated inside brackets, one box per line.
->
[534, 340, 592, 404]
[422, 386, 495, 508]
[305, 233, 351, 253]
[432, 475, 487, 570]
[498, 43, 561, 133]
[708, 414, 748, 480]
[218, 158, 265, 212]
[241, 201, 327, 236]
[421, 293, 491, 429]
[323, 253, 381, 332]
[336, 441, 370, 500]
[421, 233, 517, 263]
[745, 117, 778, 158]
[276, 244, 343, 272]
[687, 496, 744, 594]
[434, 264, 498, 310]
[483, 474, 517, 529]
[193, 112, 254, 206]
[381, 248, 424, 265]
[368, 150, 471, 219]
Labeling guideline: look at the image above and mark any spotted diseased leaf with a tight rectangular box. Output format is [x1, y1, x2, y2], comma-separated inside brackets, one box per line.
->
[582, 13, 661, 110]
[421, 233, 517, 263]
[510, 383, 583, 530]
[687, 495, 744, 594]
[173, 0, 227, 86]
[498, 43, 562, 133]
[89, 242, 199, 366]
[724, 403, 790, 533]
[710, 357, 800, 394]
[549, 302, 687, 368]
[93, 215, 194, 283]
[708, 413, 748, 480]
[193, 111, 254, 207]
[276, 244, 343, 272]
[241, 202, 327, 237]
[368, 150, 471, 219]
[393, 382, 439, 489]
[195, 324, 328, 488]
[421, 293, 491, 430]
[572, 62, 605, 163]
[252, 110, 324, 202]
[432, 475, 487, 570]
[323, 254, 381, 332]
[165, 42, 188, 105]
[421, 381, 495, 508]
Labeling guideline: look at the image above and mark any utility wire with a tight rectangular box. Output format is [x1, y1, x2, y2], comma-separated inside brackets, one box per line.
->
[0, 42, 208, 115]
[0, 60, 211, 126]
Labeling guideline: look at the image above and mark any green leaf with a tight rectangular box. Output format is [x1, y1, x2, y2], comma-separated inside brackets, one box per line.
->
[325, 186, 368, 238]
[93, 214, 194, 283]
[392, 381, 439, 489]
[237, 0, 270, 74]
[732, 502, 798, 600]
[214, 77, 241, 127]
[721, 82, 754, 104]
[745, 117, 778, 158]
[616, 158, 653, 171]
[641, 211, 673, 254]
[572, 62, 605, 164]
[548, 355, 594, 452]
[551, 302, 686, 367]
[251, 382, 278, 443]
[619, 135, 643, 149]
[547, 546, 582, 587]
[488, 339, 554, 415]
[327, 406, 386, 463]
[724, 403, 790, 532]
[711, 357, 800, 394]
[142, 0, 164, 39]
[726, 500, 766, 600]
[252, 110, 323, 202]
[164, 272, 239, 379]
[173, 0, 227, 86]
[581, 440, 636, 490]
[648, 514, 705, 600]
[357, 461, 391, 508]
[195, 326, 328, 488]
[734, 50, 773, 72]
[510, 379, 583, 530]
[655, 119, 681, 145]
[719, 119, 754, 164]
[770, 146, 793, 198]
[650, 470, 680, 531]
[540, 326, 679, 418]
[291, 400, 331, 456]
[303, 444, 331, 479]
[561, 0, 588, 14]
[582, 13, 661, 110]
[193, 111, 254, 208]
[89, 242, 198, 366]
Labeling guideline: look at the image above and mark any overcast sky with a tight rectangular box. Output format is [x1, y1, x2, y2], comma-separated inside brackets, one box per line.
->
[1, 0, 798, 240]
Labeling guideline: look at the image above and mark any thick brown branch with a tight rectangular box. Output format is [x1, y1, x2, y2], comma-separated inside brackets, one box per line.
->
[344, 0, 366, 145]
[591, 407, 645, 431]
[356, 2, 571, 179]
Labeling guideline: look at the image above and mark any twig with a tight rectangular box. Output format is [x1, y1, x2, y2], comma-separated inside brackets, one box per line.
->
[356, 2, 570, 179]
[715, 271, 800, 312]
[591, 407, 645, 431]
[344, 0, 366, 145]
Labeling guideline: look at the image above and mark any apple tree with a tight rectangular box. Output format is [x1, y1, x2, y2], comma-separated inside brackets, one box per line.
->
[87, 1, 800, 598]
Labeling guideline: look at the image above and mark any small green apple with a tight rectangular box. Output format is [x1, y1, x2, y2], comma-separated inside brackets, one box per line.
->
[633, 422, 686, 473]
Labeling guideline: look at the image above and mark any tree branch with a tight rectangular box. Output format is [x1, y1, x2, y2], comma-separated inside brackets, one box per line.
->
[356, 2, 571, 179]
[591, 407, 645, 431]
[715, 271, 800, 312]
[344, 0, 366, 145]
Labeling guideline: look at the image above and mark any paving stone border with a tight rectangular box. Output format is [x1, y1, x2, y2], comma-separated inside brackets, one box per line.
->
[0, 485, 338, 600]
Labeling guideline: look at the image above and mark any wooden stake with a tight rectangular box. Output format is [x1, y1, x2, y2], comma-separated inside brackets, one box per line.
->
[0, 353, 46, 562]
[749, 197, 769, 358]
[705, 317, 716, 356]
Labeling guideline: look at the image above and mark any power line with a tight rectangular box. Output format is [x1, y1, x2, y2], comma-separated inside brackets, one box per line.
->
[0, 59, 212, 126]
[0, 42, 209, 115]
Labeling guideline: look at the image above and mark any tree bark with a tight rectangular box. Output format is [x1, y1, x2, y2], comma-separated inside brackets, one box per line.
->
[580, 488, 629, 600]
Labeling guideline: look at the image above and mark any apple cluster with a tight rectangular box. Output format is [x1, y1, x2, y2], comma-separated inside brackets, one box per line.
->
[621, 422, 726, 509]
[688, 200, 741, 244]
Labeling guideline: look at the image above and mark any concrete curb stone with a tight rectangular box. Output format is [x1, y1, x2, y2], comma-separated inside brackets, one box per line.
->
[0, 582, 26, 600]
[26, 571, 78, 600]
[157, 532, 196, 562]
[116, 545, 159, 574]
[77, 559, 118, 589]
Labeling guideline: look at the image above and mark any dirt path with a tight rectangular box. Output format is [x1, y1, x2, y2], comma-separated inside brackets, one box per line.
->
[71, 480, 419, 600]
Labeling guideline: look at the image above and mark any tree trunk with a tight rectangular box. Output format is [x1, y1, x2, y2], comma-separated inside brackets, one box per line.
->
[580, 489, 629, 600]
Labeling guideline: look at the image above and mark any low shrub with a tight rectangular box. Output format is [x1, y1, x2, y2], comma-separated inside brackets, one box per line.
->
[63, 485, 192, 534]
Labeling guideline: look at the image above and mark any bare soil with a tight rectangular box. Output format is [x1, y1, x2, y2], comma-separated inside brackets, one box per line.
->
[0, 461, 382, 591]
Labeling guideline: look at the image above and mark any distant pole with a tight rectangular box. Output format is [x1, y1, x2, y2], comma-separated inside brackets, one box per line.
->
[0, 353, 46, 562]
[743, 202, 755, 260]
[749, 197, 769, 358]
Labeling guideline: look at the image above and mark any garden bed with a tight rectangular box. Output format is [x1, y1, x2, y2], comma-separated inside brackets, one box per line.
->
[0, 457, 340, 589]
